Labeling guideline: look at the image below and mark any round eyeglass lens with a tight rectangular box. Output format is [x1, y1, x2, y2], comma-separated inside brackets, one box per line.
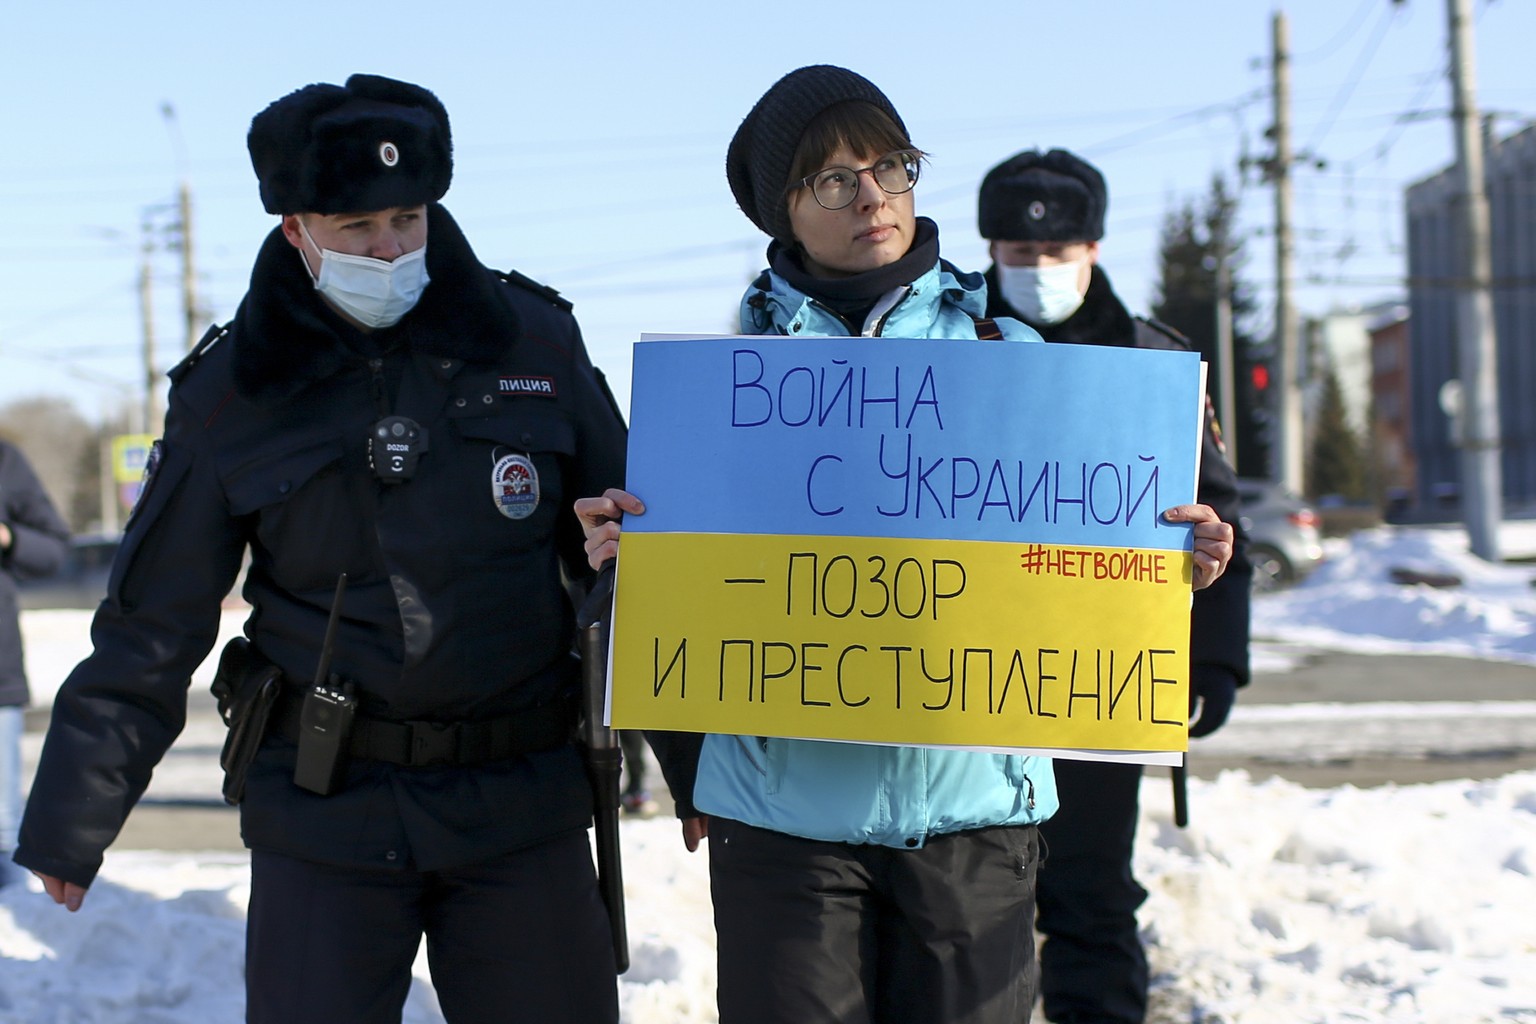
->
[812, 167, 859, 210]
[873, 152, 919, 194]
[810, 151, 920, 210]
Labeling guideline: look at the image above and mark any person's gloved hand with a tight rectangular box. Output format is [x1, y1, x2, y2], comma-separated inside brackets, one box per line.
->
[1188, 666, 1238, 738]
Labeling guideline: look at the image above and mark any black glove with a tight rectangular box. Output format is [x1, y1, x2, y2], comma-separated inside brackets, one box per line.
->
[1188, 666, 1238, 738]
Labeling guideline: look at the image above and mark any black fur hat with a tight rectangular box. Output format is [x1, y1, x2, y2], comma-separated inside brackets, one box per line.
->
[248, 73, 452, 215]
[727, 65, 908, 243]
[978, 149, 1106, 242]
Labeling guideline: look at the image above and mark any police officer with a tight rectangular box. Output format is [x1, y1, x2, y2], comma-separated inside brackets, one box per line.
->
[16, 75, 627, 1024]
[977, 149, 1252, 1024]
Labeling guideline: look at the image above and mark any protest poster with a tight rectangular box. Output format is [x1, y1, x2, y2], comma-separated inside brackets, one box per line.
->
[608, 335, 1206, 761]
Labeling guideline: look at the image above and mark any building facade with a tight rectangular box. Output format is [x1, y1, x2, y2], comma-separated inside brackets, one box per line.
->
[1406, 124, 1536, 517]
[1367, 307, 1414, 516]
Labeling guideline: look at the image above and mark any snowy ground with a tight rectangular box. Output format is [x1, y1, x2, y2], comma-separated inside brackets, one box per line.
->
[2, 522, 1534, 1022]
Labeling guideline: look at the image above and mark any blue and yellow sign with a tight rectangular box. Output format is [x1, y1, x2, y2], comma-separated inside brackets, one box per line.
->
[111, 433, 156, 513]
[610, 336, 1206, 757]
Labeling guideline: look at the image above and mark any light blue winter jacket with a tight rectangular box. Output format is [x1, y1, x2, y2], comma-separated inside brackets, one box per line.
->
[691, 257, 1060, 847]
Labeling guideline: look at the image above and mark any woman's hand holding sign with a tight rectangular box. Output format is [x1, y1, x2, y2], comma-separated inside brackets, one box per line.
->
[1163, 503, 1233, 591]
[580, 492, 1232, 590]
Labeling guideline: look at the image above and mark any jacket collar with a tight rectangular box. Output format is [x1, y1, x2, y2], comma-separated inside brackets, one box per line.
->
[766, 216, 942, 313]
[233, 203, 517, 404]
[745, 257, 990, 337]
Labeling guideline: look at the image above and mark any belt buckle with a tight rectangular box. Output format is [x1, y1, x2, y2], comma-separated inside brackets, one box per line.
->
[410, 721, 461, 766]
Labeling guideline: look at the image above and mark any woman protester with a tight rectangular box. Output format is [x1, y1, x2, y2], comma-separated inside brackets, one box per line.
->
[576, 65, 1234, 1024]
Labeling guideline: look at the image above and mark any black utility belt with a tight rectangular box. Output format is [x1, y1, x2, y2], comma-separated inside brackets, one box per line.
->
[271, 690, 578, 768]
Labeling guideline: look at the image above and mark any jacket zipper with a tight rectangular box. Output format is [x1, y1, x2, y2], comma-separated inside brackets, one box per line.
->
[864, 286, 909, 337]
[805, 299, 858, 336]
[367, 358, 390, 418]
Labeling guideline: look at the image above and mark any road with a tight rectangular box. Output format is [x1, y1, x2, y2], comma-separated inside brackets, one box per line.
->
[19, 644, 1536, 852]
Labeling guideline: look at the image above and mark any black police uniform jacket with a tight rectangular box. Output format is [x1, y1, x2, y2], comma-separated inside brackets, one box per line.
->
[17, 205, 628, 887]
[985, 263, 1252, 690]
[0, 441, 71, 707]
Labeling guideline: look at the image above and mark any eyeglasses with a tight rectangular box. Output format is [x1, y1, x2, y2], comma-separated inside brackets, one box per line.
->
[787, 150, 922, 211]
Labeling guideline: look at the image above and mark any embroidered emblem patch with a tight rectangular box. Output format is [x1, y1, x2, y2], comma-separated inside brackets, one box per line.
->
[492, 453, 540, 520]
[498, 375, 557, 397]
[1027, 200, 1046, 221]
[379, 141, 399, 167]
[123, 439, 164, 530]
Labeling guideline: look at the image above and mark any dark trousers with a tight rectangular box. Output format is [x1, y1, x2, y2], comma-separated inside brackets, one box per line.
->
[709, 817, 1039, 1024]
[246, 830, 618, 1024]
[1036, 760, 1149, 1024]
[619, 730, 648, 795]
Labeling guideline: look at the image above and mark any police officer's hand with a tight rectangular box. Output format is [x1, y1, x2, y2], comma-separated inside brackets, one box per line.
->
[1188, 666, 1239, 738]
[1162, 504, 1233, 591]
[34, 872, 88, 912]
[574, 489, 646, 572]
[682, 814, 709, 852]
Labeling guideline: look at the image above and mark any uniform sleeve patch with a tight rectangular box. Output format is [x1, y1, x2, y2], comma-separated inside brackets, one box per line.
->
[499, 375, 557, 397]
[123, 439, 165, 529]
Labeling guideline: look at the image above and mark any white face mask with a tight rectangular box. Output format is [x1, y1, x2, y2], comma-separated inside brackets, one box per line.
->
[996, 260, 1087, 325]
[298, 219, 430, 329]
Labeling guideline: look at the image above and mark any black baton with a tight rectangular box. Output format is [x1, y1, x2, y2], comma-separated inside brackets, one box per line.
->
[576, 561, 629, 974]
[1171, 756, 1189, 828]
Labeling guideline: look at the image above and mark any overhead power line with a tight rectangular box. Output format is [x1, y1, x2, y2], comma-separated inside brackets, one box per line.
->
[1292, 0, 1382, 63]
[1304, 0, 1409, 154]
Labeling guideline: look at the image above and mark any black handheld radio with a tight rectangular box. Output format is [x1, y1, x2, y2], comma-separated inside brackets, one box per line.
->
[293, 573, 356, 796]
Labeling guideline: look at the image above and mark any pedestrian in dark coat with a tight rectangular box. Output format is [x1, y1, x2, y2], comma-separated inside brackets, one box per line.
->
[0, 440, 70, 879]
[15, 74, 628, 1024]
[978, 147, 1253, 1024]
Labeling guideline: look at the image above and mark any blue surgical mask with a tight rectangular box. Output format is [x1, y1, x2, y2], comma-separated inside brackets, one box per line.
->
[996, 260, 1087, 325]
[298, 219, 430, 329]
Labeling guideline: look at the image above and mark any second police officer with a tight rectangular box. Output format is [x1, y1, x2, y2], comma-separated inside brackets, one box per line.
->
[16, 75, 628, 1023]
[977, 149, 1253, 1024]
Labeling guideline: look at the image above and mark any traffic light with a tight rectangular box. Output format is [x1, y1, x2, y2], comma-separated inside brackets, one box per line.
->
[1251, 362, 1270, 393]
[1233, 346, 1275, 478]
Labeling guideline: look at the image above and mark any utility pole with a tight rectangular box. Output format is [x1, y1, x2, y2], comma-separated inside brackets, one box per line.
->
[162, 103, 199, 368]
[1213, 216, 1238, 471]
[1447, 0, 1502, 560]
[99, 437, 118, 536]
[1269, 10, 1304, 494]
[178, 180, 198, 353]
[138, 213, 158, 436]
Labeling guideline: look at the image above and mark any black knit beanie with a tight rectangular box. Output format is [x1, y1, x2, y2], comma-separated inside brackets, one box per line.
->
[977, 148, 1107, 243]
[726, 65, 908, 244]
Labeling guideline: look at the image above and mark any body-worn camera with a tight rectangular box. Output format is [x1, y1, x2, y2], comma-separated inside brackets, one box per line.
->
[368, 415, 429, 483]
[293, 681, 357, 795]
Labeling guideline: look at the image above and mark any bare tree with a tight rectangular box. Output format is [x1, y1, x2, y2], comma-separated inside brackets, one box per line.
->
[0, 397, 98, 533]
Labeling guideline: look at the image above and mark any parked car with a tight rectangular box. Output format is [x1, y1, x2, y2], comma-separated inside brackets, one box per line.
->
[1234, 478, 1324, 592]
[17, 534, 118, 611]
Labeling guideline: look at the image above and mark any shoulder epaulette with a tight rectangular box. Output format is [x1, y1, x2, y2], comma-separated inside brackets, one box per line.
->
[498, 269, 573, 313]
[970, 315, 1005, 341]
[168, 321, 232, 384]
[743, 271, 773, 328]
[1133, 315, 1194, 350]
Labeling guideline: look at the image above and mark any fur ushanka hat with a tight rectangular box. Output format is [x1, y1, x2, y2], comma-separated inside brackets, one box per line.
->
[977, 148, 1107, 243]
[247, 73, 452, 215]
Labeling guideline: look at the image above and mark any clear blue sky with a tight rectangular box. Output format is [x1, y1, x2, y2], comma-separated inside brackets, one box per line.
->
[4, 0, 1532, 423]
